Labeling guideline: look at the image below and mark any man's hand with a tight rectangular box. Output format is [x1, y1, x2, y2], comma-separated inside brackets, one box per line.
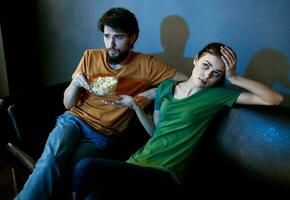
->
[136, 88, 157, 101]
[71, 73, 93, 93]
[103, 95, 137, 110]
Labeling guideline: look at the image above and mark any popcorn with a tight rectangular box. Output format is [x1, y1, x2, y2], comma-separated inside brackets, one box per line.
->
[91, 76, 118, 96]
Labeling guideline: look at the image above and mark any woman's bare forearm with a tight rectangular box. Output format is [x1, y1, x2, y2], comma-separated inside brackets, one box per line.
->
[229, 75, 284, 105]
[131, 101, 155, 137]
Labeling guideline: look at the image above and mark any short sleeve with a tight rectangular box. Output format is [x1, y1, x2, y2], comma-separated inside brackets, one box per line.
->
[153, 80, 175, 110]
[214, 87, 241, 107]
[72, 50, 89, 79]
[154, 86, 162, 111]
[147, 56, 177, 86]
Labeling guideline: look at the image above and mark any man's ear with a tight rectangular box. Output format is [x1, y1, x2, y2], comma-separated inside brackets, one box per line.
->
[129, 33, 137, 45]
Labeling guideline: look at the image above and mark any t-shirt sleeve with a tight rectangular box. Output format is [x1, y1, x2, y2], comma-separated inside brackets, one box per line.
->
[222, 89, 242, 107]
[72, 50, 89, 79]
[153, 80, 174, 110]
[154, 83, 164, 111]
[147, 55, 177, 86]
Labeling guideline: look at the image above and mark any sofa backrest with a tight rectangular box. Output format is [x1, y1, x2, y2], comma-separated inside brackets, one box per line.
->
[214, 105, 290, 187]
[181, 105, 290, 197]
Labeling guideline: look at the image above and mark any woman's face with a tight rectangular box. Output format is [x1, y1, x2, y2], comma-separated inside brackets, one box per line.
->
[191, 53, 225, 88]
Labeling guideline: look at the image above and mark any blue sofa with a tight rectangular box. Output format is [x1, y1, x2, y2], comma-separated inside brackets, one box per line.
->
[0, 82, 289, 199]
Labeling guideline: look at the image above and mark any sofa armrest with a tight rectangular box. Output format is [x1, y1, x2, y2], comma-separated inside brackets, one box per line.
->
[6, 142, 35, 172]
[4, 81, 69, 159]
[214, 105, 290, 187]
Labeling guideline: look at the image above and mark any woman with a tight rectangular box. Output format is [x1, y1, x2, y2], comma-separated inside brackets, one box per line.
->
[73, 42, 283, 200]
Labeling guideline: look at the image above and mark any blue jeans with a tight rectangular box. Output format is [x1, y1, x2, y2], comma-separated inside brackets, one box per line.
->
[14, 112, 118, 200]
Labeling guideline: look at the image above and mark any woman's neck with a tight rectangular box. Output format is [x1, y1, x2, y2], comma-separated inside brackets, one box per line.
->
[174, 80, 200, 99]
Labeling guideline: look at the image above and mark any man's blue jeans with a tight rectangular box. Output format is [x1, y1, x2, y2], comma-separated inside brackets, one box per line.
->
[14, 112, 117, 200]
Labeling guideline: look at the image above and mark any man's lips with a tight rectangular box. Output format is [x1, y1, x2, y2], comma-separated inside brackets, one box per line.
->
[108, 49, 118, 54]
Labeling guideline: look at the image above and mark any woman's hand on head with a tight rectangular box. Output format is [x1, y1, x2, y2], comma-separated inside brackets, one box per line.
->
[221, 46, 237, 82]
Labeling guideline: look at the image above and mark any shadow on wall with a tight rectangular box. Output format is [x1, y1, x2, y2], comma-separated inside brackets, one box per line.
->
[245, 49, 290, 107]
[154, 15, 193, 77]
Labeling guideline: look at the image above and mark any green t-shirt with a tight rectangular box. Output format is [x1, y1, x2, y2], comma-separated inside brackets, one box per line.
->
[127, 80, 241, 184]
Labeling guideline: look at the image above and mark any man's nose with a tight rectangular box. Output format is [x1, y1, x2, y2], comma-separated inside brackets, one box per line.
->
[109, 37, 116, 48]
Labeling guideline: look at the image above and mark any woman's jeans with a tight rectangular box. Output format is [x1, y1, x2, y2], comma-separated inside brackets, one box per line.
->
[14, 112, 117, 200]
[73, 158, 179, 200]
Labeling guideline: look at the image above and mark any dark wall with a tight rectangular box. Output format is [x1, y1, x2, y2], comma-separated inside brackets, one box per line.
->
[1, 0, 290, 106]
[1, 1, 41, 96]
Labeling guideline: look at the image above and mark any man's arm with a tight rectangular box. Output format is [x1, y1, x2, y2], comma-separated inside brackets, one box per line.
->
[63, 73, 93, 109]
[103, 95, 156, 136]
[136, 88, 157, 101]
[136, 70, 188, 101]
[173, 70, 189, 81]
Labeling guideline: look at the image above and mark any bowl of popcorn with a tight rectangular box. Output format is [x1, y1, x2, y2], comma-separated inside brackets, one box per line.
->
[91, 76, 118, 96]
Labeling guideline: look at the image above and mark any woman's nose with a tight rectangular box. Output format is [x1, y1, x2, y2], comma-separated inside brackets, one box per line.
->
[204, 71, 212, 79]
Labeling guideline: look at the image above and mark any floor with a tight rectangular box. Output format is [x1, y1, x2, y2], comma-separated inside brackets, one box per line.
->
[0, 153, 17, 200]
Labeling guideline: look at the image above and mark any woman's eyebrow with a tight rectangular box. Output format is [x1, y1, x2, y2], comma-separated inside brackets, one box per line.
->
[205, 60, 224, 73]
[205, 60, 212, 67]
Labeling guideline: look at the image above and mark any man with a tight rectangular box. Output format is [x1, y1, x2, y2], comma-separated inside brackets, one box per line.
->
[14, 7, 187, 200]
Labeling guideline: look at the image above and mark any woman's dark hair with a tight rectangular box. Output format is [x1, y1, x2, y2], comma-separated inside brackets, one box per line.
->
[98, 7, 139, 48]
[197, 42, 237, 86]
[197, 42, 236, 59]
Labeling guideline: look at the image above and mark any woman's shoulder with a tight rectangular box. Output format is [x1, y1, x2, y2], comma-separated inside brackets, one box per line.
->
[158, 80, 177, 90]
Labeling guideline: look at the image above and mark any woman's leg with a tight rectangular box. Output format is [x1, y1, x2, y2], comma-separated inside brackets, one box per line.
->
[73, 157, 179, 200]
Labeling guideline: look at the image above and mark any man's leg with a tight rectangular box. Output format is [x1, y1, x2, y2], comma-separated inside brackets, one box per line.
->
[58, 120, 119, 200]
[14, 113, 83, 200]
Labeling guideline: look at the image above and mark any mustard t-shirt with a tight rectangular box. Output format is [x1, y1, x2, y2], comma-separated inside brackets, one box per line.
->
[68, 49, 177, 136]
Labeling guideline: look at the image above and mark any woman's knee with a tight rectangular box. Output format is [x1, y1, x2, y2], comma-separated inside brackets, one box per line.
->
[73, 158, 96, 185]
[73, 158, 98, 199]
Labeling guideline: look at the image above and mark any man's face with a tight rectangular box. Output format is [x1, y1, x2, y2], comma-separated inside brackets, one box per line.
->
[103, 25, 135, 64]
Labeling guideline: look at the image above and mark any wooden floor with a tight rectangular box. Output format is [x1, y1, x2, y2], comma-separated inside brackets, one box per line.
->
[0, 152, 18, 200]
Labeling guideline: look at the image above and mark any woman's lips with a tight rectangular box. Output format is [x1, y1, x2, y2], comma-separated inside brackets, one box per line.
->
[198, 78, 207, 85]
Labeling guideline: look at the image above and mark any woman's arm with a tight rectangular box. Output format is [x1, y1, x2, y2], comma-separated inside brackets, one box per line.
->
[221, 46, 284, 106]
[229, 76, 283, 105]
[104, 95, 157, 137]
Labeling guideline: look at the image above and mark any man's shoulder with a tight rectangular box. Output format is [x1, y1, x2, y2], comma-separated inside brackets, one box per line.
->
[158, 79, 176, 90]
[131, 51, 156, 60]
[84, 48, 106, 55]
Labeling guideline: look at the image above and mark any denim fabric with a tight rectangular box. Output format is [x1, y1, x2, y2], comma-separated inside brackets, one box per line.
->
[14, 112, 117, 200]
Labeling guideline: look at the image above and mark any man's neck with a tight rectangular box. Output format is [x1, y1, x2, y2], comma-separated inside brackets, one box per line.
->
[108, 51, 132, 70]
[109, 63, 123, 70]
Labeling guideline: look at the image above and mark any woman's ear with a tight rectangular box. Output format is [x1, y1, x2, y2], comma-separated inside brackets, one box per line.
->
[193, 55, 198, 65]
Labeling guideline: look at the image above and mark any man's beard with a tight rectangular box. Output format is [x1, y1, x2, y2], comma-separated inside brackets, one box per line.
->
[106, 49, 130, 65]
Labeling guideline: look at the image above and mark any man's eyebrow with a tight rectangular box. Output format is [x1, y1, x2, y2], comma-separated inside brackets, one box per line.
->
[103, 33, 127, 36]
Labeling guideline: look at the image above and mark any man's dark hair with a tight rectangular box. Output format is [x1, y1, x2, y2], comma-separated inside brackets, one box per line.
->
[98, 7, 139, 48]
